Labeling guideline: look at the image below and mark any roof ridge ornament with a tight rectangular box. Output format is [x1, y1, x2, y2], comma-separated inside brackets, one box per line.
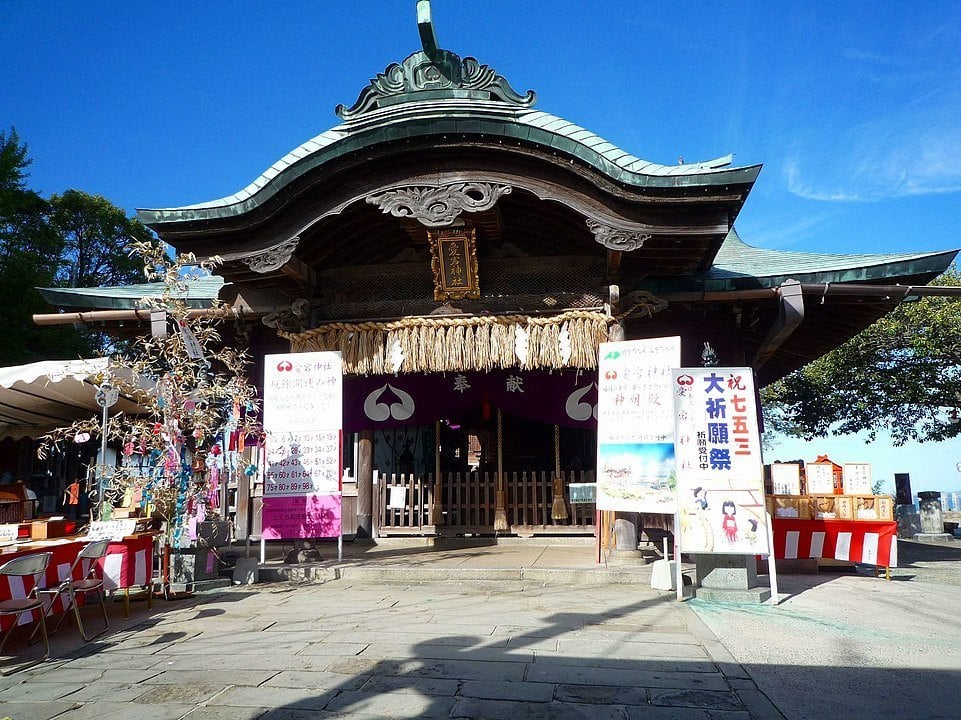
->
[417, 0, 440, 60]
[335, 1, 536, 122]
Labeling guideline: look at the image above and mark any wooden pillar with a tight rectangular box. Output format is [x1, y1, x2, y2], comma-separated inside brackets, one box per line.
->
[356, 430, 374, 538]
[607, 283, 644, 561]
[609, 283, 626, 342]
[431, 421, 444, 525]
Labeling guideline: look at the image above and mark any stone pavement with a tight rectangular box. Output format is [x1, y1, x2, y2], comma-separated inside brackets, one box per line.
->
[0, 538, 959, 720]
[1, 578, 777, 720]
[692, 538, 961, 720]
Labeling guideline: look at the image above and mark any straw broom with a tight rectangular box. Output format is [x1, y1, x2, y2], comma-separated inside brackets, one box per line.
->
[494, 409, 508, 532]
[551, 424, 568, 521]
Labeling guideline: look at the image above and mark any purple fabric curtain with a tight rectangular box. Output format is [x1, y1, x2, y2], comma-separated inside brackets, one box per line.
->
[343, 370, 598, 432]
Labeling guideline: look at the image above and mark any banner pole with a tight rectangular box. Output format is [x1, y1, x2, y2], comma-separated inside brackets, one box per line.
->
[674, 511, 683, 602]
[766, 511, 779, 605]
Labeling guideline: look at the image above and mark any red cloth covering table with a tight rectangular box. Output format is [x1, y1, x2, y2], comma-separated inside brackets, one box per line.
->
[99, 535, 154, 592]
[772, 519, 898, 568]
[0, 535, 156, 631]
[0, 538, 85, 632]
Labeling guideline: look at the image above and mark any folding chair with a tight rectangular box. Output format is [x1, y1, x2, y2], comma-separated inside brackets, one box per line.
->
[45, 539, 111, 641]
[0, 551, 52, 674]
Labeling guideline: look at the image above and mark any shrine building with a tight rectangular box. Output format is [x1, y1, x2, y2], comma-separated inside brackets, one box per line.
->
[38, 4, 959, 540]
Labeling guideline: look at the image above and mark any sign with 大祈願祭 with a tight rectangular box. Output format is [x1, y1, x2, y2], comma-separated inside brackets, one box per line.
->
[595, 337, 680, 513]
[261, 351, 343, 540]
[672, 367, 768, 554]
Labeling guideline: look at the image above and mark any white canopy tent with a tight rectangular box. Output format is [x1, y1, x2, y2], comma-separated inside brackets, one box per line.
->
[0, 358, 149, 440]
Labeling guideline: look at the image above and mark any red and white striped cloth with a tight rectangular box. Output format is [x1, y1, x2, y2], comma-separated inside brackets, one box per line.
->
[100, 535, 153, 591]
[1, 535, 155, 631]
[0, 540, 84, 630]
[772, 519, 898, 568]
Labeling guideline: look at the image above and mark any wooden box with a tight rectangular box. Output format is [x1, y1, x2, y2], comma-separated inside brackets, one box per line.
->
[766, 494, 811, 520]
[29, 519, 70, 539]
[876, 495, 894, 521]
[812, 495, 855, 520]
[854, 495, 894, 521]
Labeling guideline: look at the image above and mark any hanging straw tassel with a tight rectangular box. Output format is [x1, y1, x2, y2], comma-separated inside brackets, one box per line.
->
[551, 424, 568, 520]
[474, 322, 491, 370]
[494, 409, 509, 532]
[447, 324, 465, 371]
[461, 324, 476, 370]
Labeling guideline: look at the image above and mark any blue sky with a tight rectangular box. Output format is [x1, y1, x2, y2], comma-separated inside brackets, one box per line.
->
[4, 1, 961, 491]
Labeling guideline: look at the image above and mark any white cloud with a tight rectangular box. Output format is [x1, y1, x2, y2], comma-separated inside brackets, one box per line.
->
[785, 77, 961, 202]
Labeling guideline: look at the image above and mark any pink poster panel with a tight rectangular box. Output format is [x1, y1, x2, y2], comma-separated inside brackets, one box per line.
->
[262, 494, 342, 540]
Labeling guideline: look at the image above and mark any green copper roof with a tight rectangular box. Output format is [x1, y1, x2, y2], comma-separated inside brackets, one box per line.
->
[707, 229, 957, 285]
[138, 104, 756, 225]
[617, 229, 959, 295]
[138, 24, 759, 228]
[38, 275, 224, 310]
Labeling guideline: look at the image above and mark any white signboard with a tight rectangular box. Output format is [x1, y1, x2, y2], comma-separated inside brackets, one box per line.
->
[0, 524, 19, 543]
[843, 463, 873, 494]
[595, 337, 680, 513]
[87, 519, 137, 542]
[263, 352, 343, 432]
[672, 367, 768, 554]
[262, 351, 344, 540]
[770, 463, 801, 495]
[264, 430, 341, 497]
[805, 463, 836, 494]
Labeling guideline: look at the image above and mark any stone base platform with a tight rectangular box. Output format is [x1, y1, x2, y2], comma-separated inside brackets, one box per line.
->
[913, 532, 954, 543]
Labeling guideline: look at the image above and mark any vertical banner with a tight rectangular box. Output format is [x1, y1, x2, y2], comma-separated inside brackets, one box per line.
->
[262, 351, 343, 540]
[595, 337, 680, 513]
[672, 367, 768, 554]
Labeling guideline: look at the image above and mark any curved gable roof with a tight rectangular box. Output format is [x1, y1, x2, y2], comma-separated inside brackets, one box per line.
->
[138, 49, 759, 227]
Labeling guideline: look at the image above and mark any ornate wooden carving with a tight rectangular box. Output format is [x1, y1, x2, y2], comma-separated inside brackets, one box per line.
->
[242, 237, 300, 273]
[262, 298, 311, 333]
[367, 183, 511, 227]
[586, 220, 650, 251]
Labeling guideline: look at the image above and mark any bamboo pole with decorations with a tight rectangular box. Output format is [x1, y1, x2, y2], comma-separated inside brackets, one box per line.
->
[431, 421, 444, 525]
[551, 424, 568, 521]
[494, 410, 508, 531]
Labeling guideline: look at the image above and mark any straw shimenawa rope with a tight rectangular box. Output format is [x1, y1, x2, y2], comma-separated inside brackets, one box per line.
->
[283, 309, 618, 376]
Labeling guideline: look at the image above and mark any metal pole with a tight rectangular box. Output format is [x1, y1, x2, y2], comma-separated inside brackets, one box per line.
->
[99, 401, 108, 521]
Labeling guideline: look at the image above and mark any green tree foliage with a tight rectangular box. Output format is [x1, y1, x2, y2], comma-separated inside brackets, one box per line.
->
[762, 268, 961, 445]
[48, 189, 149, 288]
[0, 128, 92, 362]
[0, 128, 150, 363]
